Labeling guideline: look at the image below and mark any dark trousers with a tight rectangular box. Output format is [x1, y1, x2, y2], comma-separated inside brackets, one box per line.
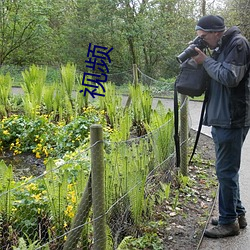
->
[211, 126, 249, 225]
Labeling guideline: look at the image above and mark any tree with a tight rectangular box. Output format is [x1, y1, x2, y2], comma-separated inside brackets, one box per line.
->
[0, 0, 50, 65]
[220, 0, 250, 39]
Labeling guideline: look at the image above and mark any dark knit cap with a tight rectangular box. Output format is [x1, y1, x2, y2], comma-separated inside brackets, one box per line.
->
[195, 15, 225, 32]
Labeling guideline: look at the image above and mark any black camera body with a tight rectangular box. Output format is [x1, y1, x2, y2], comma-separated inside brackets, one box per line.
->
[176, 36, 208, 63]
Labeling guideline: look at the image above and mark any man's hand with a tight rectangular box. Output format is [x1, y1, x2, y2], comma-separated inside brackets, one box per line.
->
[192, 47, 207, 64]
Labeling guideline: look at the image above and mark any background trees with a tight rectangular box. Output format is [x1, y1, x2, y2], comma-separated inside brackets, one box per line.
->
[0, 0, 248, 81]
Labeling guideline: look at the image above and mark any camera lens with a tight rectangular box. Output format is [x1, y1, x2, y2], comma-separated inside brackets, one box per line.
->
[176, 37, 208, 63]
[176, 45, 198, 63]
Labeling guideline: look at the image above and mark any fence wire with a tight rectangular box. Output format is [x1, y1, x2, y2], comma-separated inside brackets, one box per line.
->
[0, 116, 182, 249]
[0, 67, 192, 249]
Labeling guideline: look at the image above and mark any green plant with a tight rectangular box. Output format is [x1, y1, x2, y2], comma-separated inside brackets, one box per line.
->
[0, 107, 104, 158]
[157, 182, 171, 204]
[178, 173, 191, 189]
[129, 84, 153, 128]
[12, 177, 49, 241]
[43, 159, 70, 224]
[21, 65, 47, 118]
[75, 73, 89, 115]
[117, 233, 163, 250]
[43, 84, 55, 114]
[60, 63, 76, 102]
[0, 161, 15, 222]
[105, 136, 153, 233]
[0, 73, 12, 117]
[145, 100, 174, 163]
[13, 237, 40, 250]
[98, 82, 123, 128]
[172, 190, 180, 210]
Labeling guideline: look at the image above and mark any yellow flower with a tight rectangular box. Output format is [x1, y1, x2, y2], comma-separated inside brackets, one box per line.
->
[42, 147, 49, 157]
[65, 205, 74, 218]
[71, 195, 76, 204]
[26, 183, 37, 191]
[36, 152, 41, 159]
[100, 110, 106, 115]
[12, 207, 17, 212]
[3, 130, 9, 135]
[10, 143, 14, 150]
[32, 193, 42, 201]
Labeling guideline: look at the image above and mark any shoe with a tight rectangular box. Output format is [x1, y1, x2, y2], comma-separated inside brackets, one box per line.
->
[211, 214, 247, 229]
[204, 222, 240, 238]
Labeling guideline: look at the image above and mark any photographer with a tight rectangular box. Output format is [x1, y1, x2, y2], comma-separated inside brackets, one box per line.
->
[192, 15, 250, 238]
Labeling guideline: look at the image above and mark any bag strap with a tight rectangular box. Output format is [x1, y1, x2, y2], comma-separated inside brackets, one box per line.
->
[188, 91, 208, 164]
[174, 80, 208, 168]
[174, 80, 180, 168]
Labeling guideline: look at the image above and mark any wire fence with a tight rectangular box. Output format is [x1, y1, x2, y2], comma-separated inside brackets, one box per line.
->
[1, 63, 175, 97]
[0, 115, 189, 249]
[0, 65, 191, 249]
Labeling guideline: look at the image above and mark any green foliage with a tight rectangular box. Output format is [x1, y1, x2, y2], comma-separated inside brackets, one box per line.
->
[117, 233, 163, 250]
[158, 182, 171, 203]
[1, 0, 227, 79]
[13, 235, 46, 250]
[43, 159, 68, 229]
[21, 65, 47, 118]
[0, 78, 179, 248]
[61, 63, 76, 100]
[75, 73, 89, 114]
[43, 85, 56, 113]
[98, 82, 123, 128]
[0, 161, 14, 222]
[0, 0, 51, 65]
[0, 73, 12, 116]
[12, 177, 48, 240]
[0, 108, 103, 157]
[105, 136, 153, 228]
[145, 100, 175, 163]
[129, 84, 153, 127]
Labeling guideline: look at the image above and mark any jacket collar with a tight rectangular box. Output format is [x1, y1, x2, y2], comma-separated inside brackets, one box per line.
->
[212, 26, 241, 58]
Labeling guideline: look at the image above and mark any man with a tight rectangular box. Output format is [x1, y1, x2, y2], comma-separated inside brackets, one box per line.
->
[192, 15, 250, 238]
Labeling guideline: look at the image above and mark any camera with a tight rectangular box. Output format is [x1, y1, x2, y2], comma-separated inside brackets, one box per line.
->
[176, 36, 208, 64]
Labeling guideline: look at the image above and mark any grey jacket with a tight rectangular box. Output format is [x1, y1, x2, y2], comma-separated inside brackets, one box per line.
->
[203, 26, 250, 128]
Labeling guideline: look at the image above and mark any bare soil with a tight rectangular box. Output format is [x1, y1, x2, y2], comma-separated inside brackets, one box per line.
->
[159, 130, 217, 250]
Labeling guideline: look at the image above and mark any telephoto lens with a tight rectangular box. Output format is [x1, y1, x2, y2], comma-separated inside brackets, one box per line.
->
[176, 36, 208, 63]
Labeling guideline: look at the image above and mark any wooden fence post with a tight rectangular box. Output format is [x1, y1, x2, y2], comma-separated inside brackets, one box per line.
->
[91, 124, 106, 250]
[133, 64, 138, 86]
[63, 175, 92, 250]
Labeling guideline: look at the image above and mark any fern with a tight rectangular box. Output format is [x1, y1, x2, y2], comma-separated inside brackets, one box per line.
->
[0, 73, 12, 116]
[43, 159, 68, 228]
[0, 160, 14, 221]
[61, 63, 76, 100]
[43, 84, 55, 114]
[21, 65, 47, 118]
[145, 100, 174, 163]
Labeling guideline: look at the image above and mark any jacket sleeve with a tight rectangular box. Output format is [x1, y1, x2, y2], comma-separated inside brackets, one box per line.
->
[203, 37, 250, 87]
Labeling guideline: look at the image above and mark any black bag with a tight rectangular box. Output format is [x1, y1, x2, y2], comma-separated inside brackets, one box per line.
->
[175, 58, 209, 97]
[174, 58, 209, 168]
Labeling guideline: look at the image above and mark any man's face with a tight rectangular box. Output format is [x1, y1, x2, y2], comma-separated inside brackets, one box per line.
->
[196, 30, 222, 49]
